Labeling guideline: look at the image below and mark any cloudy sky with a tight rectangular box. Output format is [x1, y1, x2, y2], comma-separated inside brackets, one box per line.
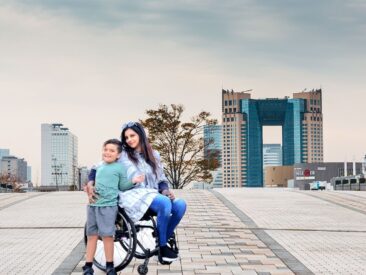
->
[0, 0, 365, 183]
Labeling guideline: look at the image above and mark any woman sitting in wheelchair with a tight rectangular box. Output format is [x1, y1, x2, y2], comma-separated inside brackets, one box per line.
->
[85, 122, 187, 274]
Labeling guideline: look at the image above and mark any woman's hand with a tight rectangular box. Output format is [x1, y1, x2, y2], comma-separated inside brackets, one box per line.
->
[162, 189, 175, 200]
[132, 174, 145, 184]
[84, 181, 97, 204]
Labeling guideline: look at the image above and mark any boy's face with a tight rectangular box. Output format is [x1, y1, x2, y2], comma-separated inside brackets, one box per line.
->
[102, 144, 120, 163]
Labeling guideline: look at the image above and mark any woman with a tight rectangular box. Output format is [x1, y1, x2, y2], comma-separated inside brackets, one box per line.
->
[87, 122, 187, 263]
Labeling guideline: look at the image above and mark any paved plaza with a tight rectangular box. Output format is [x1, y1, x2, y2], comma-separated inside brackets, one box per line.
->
[1, 189, 366, 274]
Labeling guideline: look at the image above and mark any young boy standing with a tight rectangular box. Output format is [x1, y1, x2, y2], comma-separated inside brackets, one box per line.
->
[83, 139, 142, 275]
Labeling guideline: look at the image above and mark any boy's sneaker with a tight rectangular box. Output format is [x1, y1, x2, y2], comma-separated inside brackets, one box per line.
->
[106, 266, 117, 275]
[159, 245, 179, 263]
[82, 265, 94, 275]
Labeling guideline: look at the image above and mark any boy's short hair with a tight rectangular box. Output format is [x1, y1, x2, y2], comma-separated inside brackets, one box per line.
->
[103, 139, 122, 153]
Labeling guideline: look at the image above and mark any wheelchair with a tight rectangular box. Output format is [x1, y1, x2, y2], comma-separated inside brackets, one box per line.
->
[84, 207, 179, 275]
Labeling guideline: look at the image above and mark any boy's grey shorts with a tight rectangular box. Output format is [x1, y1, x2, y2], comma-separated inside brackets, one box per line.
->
[86, 205, 118, 237]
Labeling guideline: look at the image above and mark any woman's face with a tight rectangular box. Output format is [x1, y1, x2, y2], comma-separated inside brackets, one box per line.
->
[124, 128, 140, 150]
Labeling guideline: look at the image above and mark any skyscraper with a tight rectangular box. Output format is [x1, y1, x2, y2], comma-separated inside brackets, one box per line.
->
[0, 149, 10, 160]
[204, 124, 222, 165]
[293, 90, 324, 163]
[0, 156, 27, 182]
[222, 89, 324, 187]
[222, 90, 251, 188]
[204, 124, 222, 187]
[263, 144, 282, 179]
[27, 166, 32, 182]
[41, 123, 78, 190]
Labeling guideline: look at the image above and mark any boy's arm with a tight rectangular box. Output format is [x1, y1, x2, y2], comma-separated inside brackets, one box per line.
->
[85, 167, 97, 203]
[119, 166, 134, 191]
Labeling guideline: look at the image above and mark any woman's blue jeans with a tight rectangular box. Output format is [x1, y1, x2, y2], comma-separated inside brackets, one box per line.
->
[149, 194, 187, 246]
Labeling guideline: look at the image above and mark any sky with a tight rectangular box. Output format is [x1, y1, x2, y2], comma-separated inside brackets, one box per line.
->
[0, 0, 365, 184]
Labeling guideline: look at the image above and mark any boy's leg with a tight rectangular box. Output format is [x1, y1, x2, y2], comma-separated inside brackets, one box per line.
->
[166, 198, 187, 241]
[85, 235, 98, 262]
[84, 206, 98, 274]
[102, 236, 114, 262]
[97, 206, 118, 274]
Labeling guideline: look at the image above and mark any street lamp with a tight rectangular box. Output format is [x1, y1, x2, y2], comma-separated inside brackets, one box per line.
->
[51, 156, 61, 191]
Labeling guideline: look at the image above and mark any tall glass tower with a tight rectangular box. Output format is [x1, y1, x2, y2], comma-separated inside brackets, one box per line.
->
[222, 89, 323, 187]
[204, 124, 222, 188]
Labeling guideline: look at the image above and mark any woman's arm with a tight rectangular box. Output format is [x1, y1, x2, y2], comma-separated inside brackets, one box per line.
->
[154, 151, 175, 199]
[88, 168, 96, 182]
[118, 151, 142, 182]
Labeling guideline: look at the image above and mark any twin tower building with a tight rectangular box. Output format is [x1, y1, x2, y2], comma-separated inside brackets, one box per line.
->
[221, 89, 323, 187]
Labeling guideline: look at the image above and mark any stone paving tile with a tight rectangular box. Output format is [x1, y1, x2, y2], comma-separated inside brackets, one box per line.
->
[303, 190, 366, 213]
[72, 190, 293, 274]
[217, 188, 366, 231]
[0, 228, 83, 275]
[341, 191, 366, 199]
[0, 191, 87, 228]
[266, 230, 366, 274]
[0, 192, 42, 209]
[217, 188, 366, 275]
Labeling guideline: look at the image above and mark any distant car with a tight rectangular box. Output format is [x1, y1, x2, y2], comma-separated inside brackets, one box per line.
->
[310, 181, 327, 190]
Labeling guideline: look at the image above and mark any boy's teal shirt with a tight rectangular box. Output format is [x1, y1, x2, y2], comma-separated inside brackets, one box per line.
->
[91, 161, 133, 207]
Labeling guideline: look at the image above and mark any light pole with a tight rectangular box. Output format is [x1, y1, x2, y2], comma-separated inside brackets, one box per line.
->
[52, 156, 61, 191]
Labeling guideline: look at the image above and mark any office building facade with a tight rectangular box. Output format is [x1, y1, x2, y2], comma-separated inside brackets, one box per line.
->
[204, 124, 222, 165]
[263, 144, 282, 179]
[41, 123, 78, 190]
[0, 149, 10, 160]
[0, 156, 28, 182]
[222, 89, 323, 187]
[203, 124, 223, 187]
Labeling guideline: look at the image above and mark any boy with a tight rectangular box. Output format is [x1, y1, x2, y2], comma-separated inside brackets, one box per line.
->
[83, 139, 143, 275]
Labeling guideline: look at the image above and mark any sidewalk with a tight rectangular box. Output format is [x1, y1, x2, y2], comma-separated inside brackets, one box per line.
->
[1, 189, 366, 274]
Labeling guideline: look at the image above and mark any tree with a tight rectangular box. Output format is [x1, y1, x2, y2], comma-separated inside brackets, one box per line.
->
[140, 104, 219, 189]
[0, 173, 21, 192]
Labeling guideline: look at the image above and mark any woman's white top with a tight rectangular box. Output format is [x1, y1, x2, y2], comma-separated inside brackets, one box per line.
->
[117, 150, 169, 222]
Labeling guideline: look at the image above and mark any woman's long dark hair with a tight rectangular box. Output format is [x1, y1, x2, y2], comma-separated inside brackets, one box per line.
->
[121, 122, 158, 176]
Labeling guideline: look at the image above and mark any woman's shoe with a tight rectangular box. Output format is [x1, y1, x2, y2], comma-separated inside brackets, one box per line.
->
[159, 245, 179, 263]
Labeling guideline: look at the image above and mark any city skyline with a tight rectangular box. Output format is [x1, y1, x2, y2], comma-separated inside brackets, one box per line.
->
[0, 1, 365, 182]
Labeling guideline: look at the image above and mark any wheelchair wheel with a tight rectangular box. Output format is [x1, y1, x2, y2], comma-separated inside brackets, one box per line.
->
[137, 264, 148, 275]
[123, 217, 157, 259]
[84, 209, 137, 272]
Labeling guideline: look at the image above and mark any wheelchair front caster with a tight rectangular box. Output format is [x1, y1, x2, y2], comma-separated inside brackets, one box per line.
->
[138, 264, 148, 275]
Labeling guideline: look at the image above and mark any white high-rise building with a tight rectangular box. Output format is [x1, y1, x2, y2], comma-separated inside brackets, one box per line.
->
[41, 123, 78, 190]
